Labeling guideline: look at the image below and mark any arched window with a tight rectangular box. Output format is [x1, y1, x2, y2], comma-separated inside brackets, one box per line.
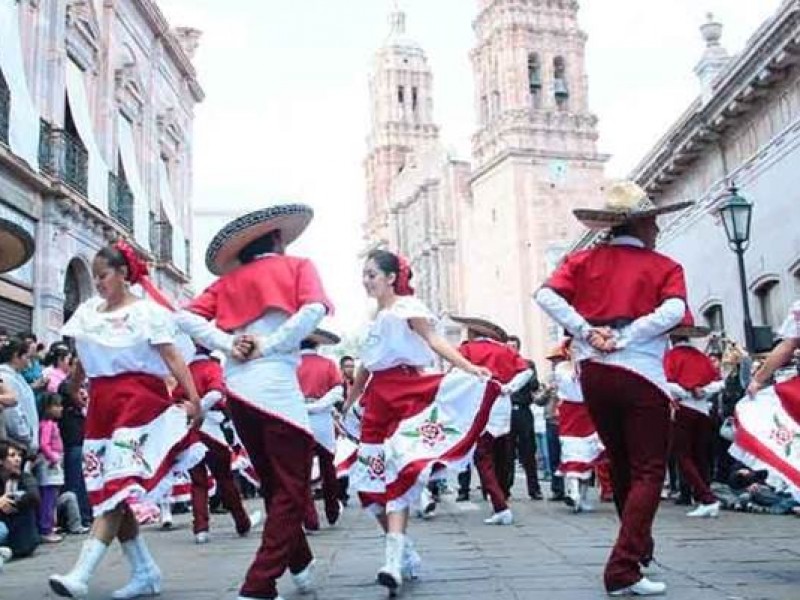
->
[397, 85, 405, 105]
[553, 56, 569, 109]
[480, 95, 488, 124]
[0, 68, 9, 144]
[411, 86, 419, 114]
[528, 53, 542, 109]
[702, 303, 725, 333]
[754, 279, 782, 329]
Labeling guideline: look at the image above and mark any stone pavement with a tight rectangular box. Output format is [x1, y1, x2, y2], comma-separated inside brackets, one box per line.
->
[2, 484, 799, 600]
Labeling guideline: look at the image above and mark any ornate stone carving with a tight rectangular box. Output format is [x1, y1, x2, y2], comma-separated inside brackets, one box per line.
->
[66, 0, 100, 71]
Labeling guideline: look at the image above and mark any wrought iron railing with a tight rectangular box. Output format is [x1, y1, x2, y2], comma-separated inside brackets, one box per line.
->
[108, 173, 134, 233]
[152, 220, 173, 263]
[0, 72, 9, 146]
[43, 127, 89, 195]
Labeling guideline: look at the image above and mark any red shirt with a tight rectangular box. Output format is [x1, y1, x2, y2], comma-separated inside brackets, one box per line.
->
[172, 357, 226, 406]
[459, 339, 529, 384]
[187, 255, 333, 331]
[297, 353, 343, 399]
[664, 345, 720, 390]
[545, 244, 689, 325]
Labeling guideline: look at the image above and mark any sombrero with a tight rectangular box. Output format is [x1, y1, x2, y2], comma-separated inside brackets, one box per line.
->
[305, 328, 341, 346]
[0, 217, 34, 274]
[573, 181, 694, 230]
[670, 325, 712, 338]
[205, 204, 313, 275]
[450, 315, 507, 342]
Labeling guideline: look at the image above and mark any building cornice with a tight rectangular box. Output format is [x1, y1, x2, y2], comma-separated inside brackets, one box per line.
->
[470, 146, 609, 184]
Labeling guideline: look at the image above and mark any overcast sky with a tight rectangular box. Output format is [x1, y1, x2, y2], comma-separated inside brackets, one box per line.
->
[158, 0, 782, 333]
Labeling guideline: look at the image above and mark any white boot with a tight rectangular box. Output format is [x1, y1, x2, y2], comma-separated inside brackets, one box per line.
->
[608, 576, 667, 596]
[159, 502, 173, 530]
[48, 538, 109, 598]
[686, 501, 720, 518]
[483, 508, 514, 525]
[111, 536, 162, 599]
[566, 477, 581, 512]
[291, 558, 315, 594]
[377, 533, 405, 592]
[578, 481, 594, 513]
[401, 536, 421, 580]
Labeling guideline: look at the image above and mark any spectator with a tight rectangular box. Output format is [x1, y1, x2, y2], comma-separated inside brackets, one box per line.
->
[533, 371, 565, 501]
[36, 393, 65, 543]
[0, 339, 38, 454]
[56, 490, 88, 535]
[42, 345, 72, 394]
[0, 372, 17, 442]
[58, 372, 91, 527]
[18, 334, 46, 409]
[0, 440, 41, 559]
[712, 340, 751, 483]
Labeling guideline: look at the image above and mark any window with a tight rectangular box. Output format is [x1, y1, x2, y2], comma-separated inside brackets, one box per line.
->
[755, 280, 782, 329]
[553, 56, 569, 109]
[702, 304, 725, 333]
[480, 95, 488, 124]
[397, 85, 405, 105]
[528, 54, 542, 109]
[0, 69, 9, 144]
[793, 265, 800, 295]
[411, 87, 418, 113]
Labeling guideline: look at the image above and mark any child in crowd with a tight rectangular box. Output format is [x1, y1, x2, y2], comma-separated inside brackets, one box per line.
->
[37, 393, 65, 543]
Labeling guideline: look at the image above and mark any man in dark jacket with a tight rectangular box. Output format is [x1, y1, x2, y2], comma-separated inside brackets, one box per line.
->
[503, 336, 542, 500]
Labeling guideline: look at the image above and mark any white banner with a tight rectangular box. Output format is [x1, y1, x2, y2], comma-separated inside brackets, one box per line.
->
[0, 0, 40, 169]
[65, 60, 108, 212]
[158, 160, 187, 273]
[117, 116, 150, 247]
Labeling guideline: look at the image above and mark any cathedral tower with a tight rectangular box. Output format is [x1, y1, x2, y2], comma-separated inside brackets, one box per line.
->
[463, 0, 608, 362]
[363, 5, 439, 250]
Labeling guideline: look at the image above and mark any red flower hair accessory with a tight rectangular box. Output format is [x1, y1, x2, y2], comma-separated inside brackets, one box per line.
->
[114, 239, 149, 285]
[395, 255, 415, 296]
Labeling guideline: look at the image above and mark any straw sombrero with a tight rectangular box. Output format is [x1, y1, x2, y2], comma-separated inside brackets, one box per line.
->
[573, 181, 694, 230]
[205, 204, 313, 275]
[305, 328, 341, 346]
[450, 315, 508, 342]
[670, 325, 712, 339]
[0, 217, 34, 274]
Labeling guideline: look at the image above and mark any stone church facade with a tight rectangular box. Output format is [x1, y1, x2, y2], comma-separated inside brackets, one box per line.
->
[363, 0, 607, 362]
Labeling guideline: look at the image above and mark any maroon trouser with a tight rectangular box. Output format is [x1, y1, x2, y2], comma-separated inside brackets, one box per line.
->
[303, 444, 341, 529]
[580, 362, 671, 592]
[229, 399, 315, 600]
[475, 433, 508, 512]
[673, 406, 715, 505]
[189, 439, 251, 535]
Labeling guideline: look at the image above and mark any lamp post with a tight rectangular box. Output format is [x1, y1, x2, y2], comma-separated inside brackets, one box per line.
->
[718, 185, 754, 351]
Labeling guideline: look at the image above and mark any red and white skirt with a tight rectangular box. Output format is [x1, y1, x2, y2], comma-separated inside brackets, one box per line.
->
[351, 366, 500, 513]
[730, 376, 800, 500]
[83, 373, 206, 516]
[558, 400, 605, 479]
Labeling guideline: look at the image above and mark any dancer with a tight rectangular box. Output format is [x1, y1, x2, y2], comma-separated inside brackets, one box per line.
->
[731, 300, 800, 500]
[546, 341, 604, 513]
[536, 181, 693, 597]
[49, 241, 204, 599]
[452, 315, 532, 525]
[297, 329, 344, 530]
[173, 347, 262, 544]
[175, 204, 331, 600]
[664, 325, 723, 518]
[343, 249, 499, 595]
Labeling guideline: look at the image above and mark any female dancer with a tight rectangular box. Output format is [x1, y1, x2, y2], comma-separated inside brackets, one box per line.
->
[732, 300, 800, 499]
[49, 241, 204, 599]
[344, 249, 499, 594]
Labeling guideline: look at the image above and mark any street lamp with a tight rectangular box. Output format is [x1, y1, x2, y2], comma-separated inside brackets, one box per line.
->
[718, 185, 755, 351]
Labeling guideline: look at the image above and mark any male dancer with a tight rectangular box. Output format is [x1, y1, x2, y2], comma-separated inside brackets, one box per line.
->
[536, 181, 693, 596]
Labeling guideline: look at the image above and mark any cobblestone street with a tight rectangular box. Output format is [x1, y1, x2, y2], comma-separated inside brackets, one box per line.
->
[3, 482, 799, 600]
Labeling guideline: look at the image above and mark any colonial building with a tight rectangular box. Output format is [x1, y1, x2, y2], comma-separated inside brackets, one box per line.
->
[0, 0, 202, 338]
[573, 6, 800, 350]
[362, 0, 608, 362]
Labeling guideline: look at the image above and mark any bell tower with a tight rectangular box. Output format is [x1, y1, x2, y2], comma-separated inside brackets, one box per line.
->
[363, 3, 439, 251]
[463, 0, 608, 363]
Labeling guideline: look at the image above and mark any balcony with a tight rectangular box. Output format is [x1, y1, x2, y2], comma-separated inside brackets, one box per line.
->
[108, 173, 134, 233]
[39, 123, 89, 195]
[151, 219, 173, 263]
[0, 74, 9, 145]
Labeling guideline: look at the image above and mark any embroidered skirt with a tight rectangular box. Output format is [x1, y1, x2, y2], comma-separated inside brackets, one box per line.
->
[350, 366, 499, 512]
[558, 400, 605, 479]
[83, 373, 206, 516]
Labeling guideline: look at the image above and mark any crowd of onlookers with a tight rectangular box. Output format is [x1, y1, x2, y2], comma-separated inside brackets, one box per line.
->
[0, 330, 91, 573]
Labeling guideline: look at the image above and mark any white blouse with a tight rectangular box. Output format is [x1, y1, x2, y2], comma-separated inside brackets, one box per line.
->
[360, 296, 436, 372]
[62, 296, 191, 379]
[779, 301, 800, 340]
